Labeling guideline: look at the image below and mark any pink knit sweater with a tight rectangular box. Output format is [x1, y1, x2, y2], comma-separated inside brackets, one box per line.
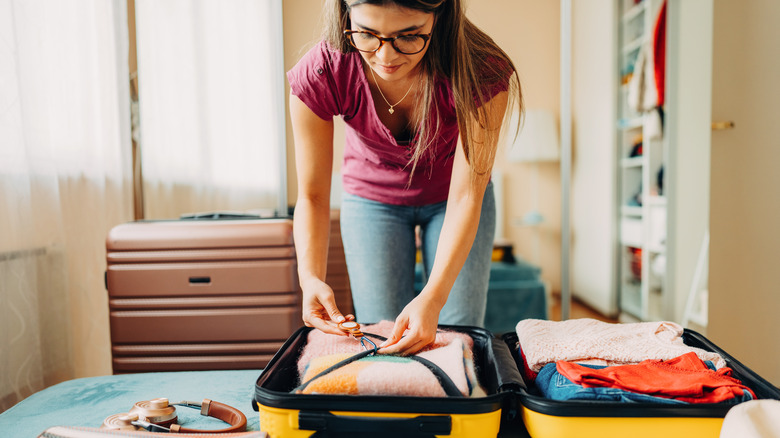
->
[515, 318, 727, 373]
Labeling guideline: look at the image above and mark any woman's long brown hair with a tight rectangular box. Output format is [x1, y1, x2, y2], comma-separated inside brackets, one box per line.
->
[323, 0, 523, 181]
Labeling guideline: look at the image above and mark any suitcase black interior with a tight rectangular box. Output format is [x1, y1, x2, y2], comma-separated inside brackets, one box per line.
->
[502, 328, 780, 419]
[254, 324, 527, 435]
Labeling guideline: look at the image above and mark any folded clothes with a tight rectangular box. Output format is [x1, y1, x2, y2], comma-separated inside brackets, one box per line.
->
[515, 318, 727, 375]
[297, 320, 475, 377]
[556, 352, 756, 404]
[297, 337, 486, 397]
[296, 321, 484, 397]
[536, 362, 690, 404]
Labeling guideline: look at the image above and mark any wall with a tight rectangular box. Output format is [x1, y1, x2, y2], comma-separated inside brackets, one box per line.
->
[282, 0, 563, 293]
[467, 0, 561, 293]
[283, 0, 329, 206]
[709, 0, 780, 385]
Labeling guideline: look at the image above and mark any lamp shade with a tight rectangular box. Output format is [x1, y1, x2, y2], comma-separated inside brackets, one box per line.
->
[506, 108, 560, 162]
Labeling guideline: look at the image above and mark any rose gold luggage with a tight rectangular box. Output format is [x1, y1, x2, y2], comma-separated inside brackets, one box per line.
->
[105, 217, 300, 373]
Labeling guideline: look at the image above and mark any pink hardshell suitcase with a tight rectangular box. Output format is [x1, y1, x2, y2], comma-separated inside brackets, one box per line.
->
[105, 217, 300, 373]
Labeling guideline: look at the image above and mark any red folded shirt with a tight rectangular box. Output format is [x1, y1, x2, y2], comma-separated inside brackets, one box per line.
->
[557, 352, 755, 403]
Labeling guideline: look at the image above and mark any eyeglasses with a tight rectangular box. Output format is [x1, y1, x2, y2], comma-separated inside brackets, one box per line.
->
[343, 30, 431, 55]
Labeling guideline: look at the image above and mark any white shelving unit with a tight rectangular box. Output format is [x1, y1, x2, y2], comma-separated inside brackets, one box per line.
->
[616, 0, 667, 321]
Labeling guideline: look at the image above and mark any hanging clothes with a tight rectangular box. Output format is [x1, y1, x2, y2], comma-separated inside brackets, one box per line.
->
[627, 0, 667, 140]
[627, 43, 656, 113]
[653, 0, 667, 107]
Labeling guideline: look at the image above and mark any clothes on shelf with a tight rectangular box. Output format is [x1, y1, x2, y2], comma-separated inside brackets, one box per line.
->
[626, 0, 667, 140]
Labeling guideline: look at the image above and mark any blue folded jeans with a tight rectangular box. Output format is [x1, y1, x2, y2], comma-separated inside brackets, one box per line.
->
[535, 362, 754, 404]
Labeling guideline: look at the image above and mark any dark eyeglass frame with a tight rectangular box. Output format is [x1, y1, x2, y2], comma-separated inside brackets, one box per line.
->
[343, 29, 432, 55]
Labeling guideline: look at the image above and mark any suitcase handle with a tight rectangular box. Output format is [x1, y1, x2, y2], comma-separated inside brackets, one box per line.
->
[297, 411, 452, 436]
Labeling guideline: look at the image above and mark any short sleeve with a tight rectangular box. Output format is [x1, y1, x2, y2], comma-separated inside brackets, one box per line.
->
[287, 42, 342, 120]
[474, 56, 513, 108]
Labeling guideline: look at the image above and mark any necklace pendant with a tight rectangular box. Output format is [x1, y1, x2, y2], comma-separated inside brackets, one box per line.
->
[388, 107, 395, 114]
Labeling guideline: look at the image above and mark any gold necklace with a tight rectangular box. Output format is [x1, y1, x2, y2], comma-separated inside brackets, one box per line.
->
[368, 66, 415, 115]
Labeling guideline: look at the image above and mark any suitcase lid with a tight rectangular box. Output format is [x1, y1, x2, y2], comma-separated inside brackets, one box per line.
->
[106, 219, 294, 251]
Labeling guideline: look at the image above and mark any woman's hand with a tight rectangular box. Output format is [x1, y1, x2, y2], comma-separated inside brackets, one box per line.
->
[301, 277, 354, 335]
[378, 294, 442, 355]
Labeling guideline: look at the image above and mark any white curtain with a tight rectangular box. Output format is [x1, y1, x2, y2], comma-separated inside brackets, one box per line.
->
[0, 0, 133, 411]
[135, 0, 286, 219]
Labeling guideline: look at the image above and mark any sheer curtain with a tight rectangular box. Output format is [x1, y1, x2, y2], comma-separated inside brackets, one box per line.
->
[0, 0, 133, 411]
[135, 0, 286, 219]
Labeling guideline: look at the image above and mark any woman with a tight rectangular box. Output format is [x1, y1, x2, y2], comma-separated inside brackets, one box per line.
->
[288, 0, 522, 354]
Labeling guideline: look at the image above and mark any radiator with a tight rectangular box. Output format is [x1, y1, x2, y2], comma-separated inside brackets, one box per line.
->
[0, 246, 72, 412]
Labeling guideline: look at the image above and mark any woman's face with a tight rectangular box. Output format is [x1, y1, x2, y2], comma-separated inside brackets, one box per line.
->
[348, 3, 434, 82]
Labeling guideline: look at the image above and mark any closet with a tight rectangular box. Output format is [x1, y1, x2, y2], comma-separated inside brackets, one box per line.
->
[570, 0, 712, 326]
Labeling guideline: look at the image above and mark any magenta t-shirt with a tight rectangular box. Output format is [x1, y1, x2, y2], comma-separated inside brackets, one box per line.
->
[287, 41, 503, 206]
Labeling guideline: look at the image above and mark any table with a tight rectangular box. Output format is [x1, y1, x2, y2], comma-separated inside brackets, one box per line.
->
[0, 370, 262, 437]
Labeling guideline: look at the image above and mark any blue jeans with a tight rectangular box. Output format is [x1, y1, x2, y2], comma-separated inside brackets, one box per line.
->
[339, 182, 495, 326]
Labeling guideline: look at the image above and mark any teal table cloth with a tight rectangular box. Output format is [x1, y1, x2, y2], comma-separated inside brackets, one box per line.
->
[0, 370, 262, 437]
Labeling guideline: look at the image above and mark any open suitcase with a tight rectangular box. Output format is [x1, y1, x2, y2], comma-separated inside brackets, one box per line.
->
[253, 322, 780, 438]
[253, 325, 526, 438]
[105, 216, 301, 373]
[502, 328, 780, 438]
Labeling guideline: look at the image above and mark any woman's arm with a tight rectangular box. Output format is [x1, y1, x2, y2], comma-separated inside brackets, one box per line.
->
[380, 90, 509, 354]
[289, 93, 350, 335]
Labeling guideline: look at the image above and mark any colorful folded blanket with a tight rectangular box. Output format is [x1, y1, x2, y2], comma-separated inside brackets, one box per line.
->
[515, 318, 727, 375]
[297, 320, 475, 377]
[298, 337, 485, 397]
[296, 321, 485, 397]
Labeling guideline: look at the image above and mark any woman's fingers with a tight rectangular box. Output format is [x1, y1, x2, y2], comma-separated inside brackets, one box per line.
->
[315, 320, 347, 335]
[301, 281, 349, 336]
[379, 316, 409, 348]
[320, 296, 346, 325]
[379, 336, 427, 355]
[379, 321, 430, 355]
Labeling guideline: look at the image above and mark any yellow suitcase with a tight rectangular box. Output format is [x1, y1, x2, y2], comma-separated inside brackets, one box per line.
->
[253, 325, 524, 438]
[502, 329, 780, 438]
